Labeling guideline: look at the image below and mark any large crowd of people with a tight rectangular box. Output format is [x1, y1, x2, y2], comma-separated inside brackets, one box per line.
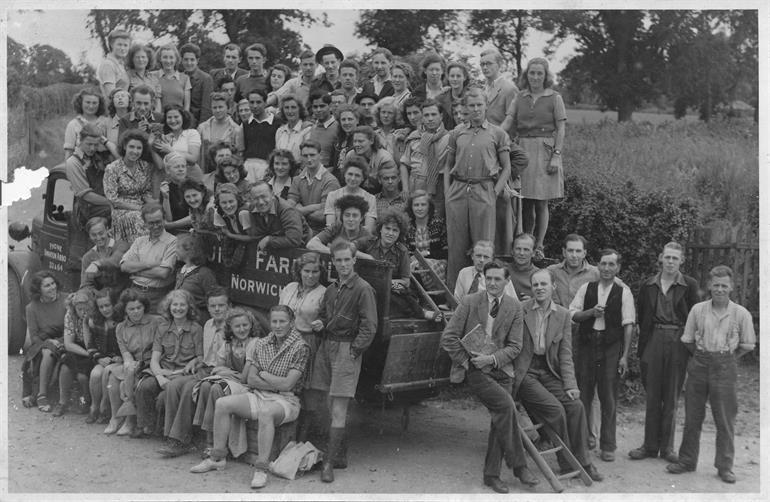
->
[20, 28, 756, 492]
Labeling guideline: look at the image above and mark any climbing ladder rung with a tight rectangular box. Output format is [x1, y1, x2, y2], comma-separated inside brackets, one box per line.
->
[557, 470, 581, 481]
[540, 446, 563, 456]
[522, 423, 543, 433]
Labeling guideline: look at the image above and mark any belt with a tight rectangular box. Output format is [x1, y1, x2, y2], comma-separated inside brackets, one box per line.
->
[695, 349, 733, 356]
[654, 323, 682, 330]
[451, 174, 494, 184]
[132, 282, 169, 292]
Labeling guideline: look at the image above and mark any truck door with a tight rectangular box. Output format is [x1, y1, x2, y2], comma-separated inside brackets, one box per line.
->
[38, 171, 79, 291]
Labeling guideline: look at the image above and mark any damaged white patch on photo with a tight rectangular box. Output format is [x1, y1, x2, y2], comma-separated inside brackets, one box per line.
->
[2, 167, 49, 206]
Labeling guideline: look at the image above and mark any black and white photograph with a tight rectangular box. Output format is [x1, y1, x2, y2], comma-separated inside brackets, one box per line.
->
[2, 1, 765, 499]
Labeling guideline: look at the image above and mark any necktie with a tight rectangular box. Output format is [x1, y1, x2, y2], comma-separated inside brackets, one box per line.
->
[490, 298, 500, 318]
[469, 272, 481, 294]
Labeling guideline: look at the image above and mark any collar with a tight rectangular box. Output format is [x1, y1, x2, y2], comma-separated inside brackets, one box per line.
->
[486, 75, 504, 87]
[91, 238, 116, 253]
[318, 116, 336, 128]
[557, 259, 591, 274]
[253, 197, 279, 216]
[72, 146, 90, 163]
[129, 110, 157, 122]
[301, 167, 326, 181]
[126, 314, 153, 327]
[254, 113, 275, 125]
[466, 120, 490, 130]
[161, 70, 182, 80]
[512, 261, 536, 273]
[167, 318, 193, 333]
[107, 53, 124, 65]
[647, 271, 687, 287]
[376, 191, 404, 202]
[486, 292, 503, 304]
[243, 114, 256, 124]
[147, 230, 173, 244]
[706, 299, 735, 319]
[267, 328, 302, 349]
[282, 120, 305, 133]
[519, 88, 555, 98]
[532, 299, 557, 313]
[336, 272, 360, 289]
[248, 69, 265, 78]
[180, 264, 199, 274]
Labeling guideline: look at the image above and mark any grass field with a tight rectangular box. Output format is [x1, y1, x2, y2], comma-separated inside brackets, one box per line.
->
[567, 108, 700, 125]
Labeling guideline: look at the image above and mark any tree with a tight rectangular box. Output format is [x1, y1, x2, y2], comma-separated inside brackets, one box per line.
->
[547, 10, 667, 122]
[27, 44, 79, 87]
[86, 9, 325, 66]
[355, 10, 458, 55]
[466, 10, 538, 79]
[8, 37, 29, 101]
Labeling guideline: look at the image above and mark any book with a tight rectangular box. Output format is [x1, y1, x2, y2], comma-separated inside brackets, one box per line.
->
[460, 323, 497, 356]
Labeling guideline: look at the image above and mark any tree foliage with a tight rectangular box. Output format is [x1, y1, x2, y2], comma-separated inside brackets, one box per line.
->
[355, 10, 458, 55]
[7, 37, 93, 97]
[85, 9, 325, 68]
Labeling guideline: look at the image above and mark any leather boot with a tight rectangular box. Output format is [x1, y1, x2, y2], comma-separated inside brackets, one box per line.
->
[321, 427, 344, 483]
[332, 430, 347, 469]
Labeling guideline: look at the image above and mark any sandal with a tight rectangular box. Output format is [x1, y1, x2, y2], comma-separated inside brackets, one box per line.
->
[52, 402, 66, 417]
[533, 246, 545, 262]
[21, 395, 36, 408]
[37, 395, 51, 413]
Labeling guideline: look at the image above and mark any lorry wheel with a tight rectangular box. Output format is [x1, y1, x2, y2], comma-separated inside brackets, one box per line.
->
[8, 269, 26, 355]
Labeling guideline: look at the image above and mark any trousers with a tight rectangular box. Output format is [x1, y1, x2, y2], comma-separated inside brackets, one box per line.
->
[163, 375, 198, 442]
[445, 180, 496, 290]
[678, 350, 738, 471]
[641, 326, 688, 455]
[517, 355, 591, 467]
[574, 333, 620, 452]
[466, 366, 527, 477]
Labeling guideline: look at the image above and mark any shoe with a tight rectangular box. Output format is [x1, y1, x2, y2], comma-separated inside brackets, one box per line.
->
[483, 476, 509, 494]
[37, 395, 51, 413]
[104, 418, 124, 435]
[52, 403, 67, 417]
[666, 462, 695, 474]
[514, 466, 540, 486]
[718, 469, 736, 484]
[190, 457, 226, 473]
[332, 431, 348, 469]
[21, 395, 37, 408]
[130, 426, 152, 439]
[587, 437, 597, 450]
[86, 410, 99, 424]
[250, 469, 268, 489]
[600, 450, 615, 462]
[661, 450, 679, 463]
[583, 463, 604, 482]
[628, 447, 658, 460]
[97, 413, 111, 425]
[158, 438, 195, 458]
[321, 427, 345, 483]
[76, 396, 90, 414]
[117, 420, 135, 437]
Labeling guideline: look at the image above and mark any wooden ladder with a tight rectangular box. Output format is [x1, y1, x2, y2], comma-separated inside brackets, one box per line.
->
[410, 251, 458, 323]
[518, 422, 593, 493]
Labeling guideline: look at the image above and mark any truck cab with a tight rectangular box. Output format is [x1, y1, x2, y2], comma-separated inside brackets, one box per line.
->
[7, 165, 452, 406]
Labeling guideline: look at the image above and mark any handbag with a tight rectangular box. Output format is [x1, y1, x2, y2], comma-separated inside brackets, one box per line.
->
[269, 441, 322, 480]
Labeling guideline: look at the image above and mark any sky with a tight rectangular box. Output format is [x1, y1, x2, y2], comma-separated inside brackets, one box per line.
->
[6, 9, 577, 77]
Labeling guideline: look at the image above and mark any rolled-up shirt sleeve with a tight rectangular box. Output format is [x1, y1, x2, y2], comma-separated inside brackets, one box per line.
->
[568, 282, 588, 321]
[621, 286, 636, 326]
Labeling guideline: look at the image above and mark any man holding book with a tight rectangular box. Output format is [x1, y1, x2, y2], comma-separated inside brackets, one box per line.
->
[441, 260, 539, 493]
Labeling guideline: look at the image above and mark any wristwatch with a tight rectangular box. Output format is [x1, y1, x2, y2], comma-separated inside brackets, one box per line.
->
[553, 149, 561, 156]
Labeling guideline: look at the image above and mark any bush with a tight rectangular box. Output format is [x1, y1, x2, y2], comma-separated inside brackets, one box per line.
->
[548, 174, 700, 287]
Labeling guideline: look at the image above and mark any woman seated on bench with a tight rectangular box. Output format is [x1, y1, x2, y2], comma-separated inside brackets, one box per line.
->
[190, 305, 310, 490]
[307, 194, 373, 254]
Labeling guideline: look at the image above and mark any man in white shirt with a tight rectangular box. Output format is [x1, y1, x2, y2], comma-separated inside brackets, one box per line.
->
[569, 248, 635, 463]
[455, 240, 517, 301]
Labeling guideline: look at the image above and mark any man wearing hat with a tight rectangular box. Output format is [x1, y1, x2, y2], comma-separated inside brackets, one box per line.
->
[312, 44, 344, 94]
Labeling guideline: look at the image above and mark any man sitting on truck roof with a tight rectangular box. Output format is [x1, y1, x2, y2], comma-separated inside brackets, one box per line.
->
[119, 202, 177, 312]
[65, 123, 113, 226]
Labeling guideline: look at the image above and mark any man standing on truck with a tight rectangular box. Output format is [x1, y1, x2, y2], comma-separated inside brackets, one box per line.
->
[65, 124, 113, 225]
[309, 239, 377, 484]
[441, 260, 539, 493]
[120, 202, 177, 312]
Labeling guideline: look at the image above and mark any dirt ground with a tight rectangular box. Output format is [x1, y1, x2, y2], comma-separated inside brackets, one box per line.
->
[2, 354, 762, 499]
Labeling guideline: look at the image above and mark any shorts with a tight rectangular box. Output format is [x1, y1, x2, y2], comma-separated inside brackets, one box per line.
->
[309, 340, 362, 398]
[246, 389, 300, 425]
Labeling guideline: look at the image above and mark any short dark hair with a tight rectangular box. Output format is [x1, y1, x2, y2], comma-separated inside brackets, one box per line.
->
[162, 104, 192, 132]
[267, 149, 300, 179]
[179, 43, 201, 60]
[401, 96, 423, 125]
[223, 43, 241, 56]
[308, 91, 332, 108]
[118, 288, 151, 317]
[598, 248, 622, 265]
[299, 139, 321, 153]
[335, 194, 369, 217]
[247, 88, 268, 102]
[245, 43, 267, 57]
[298, 49, 315, 61]
[29, 271, 61, 301]
[215, 75, 235, 90]
[117, 128, 151, 160]
[268, 64, 292, 92]
[339, 59, 360, 74]
[563, 233, 587, 249]
[72, 88, 106, 116]
[207, 285, 230, 302]
[126, 44, 155, 71]
[79, 123, 102, 141]
[376, 208, 409, 243]
[141, 201, 164, 220]
[709, 265, 733, 281]
[180, 179, 210, 208]
[420, 98, 441, 111]
[130, 84, 155, 100]
[483, 260, 510, 278]
[215, 160, 248, 185]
